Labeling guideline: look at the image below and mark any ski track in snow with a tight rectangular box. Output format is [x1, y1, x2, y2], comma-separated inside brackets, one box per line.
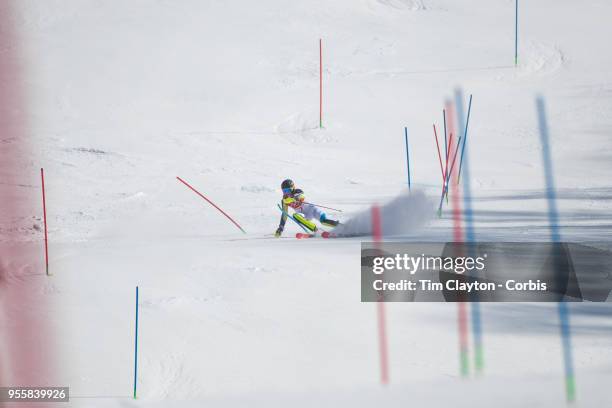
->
[498, 41, 566, 80]
[369, 0, 426, 12]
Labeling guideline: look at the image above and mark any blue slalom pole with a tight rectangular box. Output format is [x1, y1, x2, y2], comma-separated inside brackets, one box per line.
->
[515, 0, 519, 66]
[134, 286, 139, 399]
[457, 94, 473, 184]
[404, 127, 411, 190]
[536, 98, 561, 242]
[536, 96, 575, 402]
[455, 91, 473, 242]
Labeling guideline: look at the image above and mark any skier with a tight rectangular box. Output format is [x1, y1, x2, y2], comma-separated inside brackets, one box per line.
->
[275, 179, 339, 237]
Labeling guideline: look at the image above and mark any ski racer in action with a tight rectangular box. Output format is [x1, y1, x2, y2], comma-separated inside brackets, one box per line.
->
[275, 179, 339, 237]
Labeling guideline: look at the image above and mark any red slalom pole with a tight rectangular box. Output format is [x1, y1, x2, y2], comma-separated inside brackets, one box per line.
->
[448, 132, 468, 375]
[372, 205, 389, 385]
[433, 124, 445, 181]
[372, 204, 383, 241]
[376, 296, 389, 385]
[176, 176, 246, 234]
[458, 302, 470, 376]
[319, 38, 323, 129]
[41, 168, 49, 276]
[449, 137, 469, 376]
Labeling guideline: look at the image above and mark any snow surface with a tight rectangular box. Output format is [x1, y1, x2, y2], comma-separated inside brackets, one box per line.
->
[2, 0, 612, 406]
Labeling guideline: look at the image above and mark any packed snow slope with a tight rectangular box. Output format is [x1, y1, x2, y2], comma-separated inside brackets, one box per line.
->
[2, 0, 612, 406]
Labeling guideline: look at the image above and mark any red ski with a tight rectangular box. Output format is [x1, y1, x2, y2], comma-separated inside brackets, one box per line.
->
[295, 231, 337, 239]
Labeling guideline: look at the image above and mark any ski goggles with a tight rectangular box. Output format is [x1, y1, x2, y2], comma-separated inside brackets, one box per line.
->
[282, 187, 293, 195]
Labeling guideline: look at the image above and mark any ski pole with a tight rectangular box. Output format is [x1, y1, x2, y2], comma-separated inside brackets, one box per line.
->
[277, 204, 310, 232]
[303, 202, 343, 212]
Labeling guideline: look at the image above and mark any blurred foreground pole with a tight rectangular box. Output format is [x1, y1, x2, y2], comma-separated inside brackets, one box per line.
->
[536, 96, 575, 402]
[372, 205, 389, 385]
[449, 130, 469, 377]
[455, 90, 483, 374]
[41, 168, 49, 275]
[456, 94, 473, 184]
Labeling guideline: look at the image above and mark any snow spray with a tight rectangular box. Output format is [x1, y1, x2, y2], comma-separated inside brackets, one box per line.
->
[331, 191, 432, 238]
